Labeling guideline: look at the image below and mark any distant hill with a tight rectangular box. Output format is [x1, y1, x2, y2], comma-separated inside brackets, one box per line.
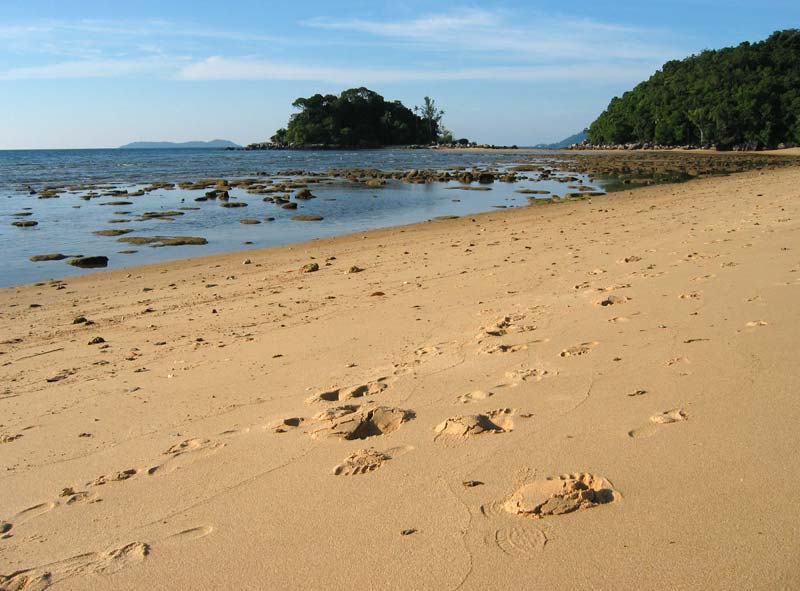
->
[118, 139, 241, 149]
[588, 30, 800, 148]
[534, 130, 588, 149]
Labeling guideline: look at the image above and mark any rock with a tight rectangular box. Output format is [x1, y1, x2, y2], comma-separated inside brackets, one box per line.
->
[515, 189, 551, 195]
[88, 336, 106, 345]
[478, 172, 495, 184]
[117, 236, 207, 247]
[281, 202, 298, 209]
[239, 219, 261, 224]
[346, 266, 363, 274]
[30, 253, 67, 262]
[291, 215, 324, 221]
[140, 211, 184, 219]
[220, 202, 247, 208]
[73, 316, 89, 324]
[12, 220, 38, 227]
[295, 188, 315, 200]
[264, 217, 275, 222]
[301, 262, 320, 273]
[67, 256, 109, 268]
[243, 259, 252, 265]
[93, 229, 133, 236]
[365, 179, 385, 187]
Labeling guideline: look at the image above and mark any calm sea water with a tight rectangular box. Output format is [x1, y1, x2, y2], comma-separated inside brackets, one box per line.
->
[0, 148, 601, 288]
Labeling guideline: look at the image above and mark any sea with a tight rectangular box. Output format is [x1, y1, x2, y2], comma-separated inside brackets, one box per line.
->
[0, 148, 603, 288]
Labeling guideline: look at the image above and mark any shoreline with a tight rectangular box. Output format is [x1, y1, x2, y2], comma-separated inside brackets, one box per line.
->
[2, 165, 800, 589]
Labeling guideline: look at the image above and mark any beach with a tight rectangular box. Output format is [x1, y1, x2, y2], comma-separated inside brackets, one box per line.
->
[2, 164, 799, 589]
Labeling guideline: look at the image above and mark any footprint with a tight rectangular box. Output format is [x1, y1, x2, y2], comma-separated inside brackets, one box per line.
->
[597, 283, 631, 292]
[0, 541, 149, 591]
[559, 342, 598, 357]
[628, 408, 689, 438]
[504, 473, 619, 518]
[483, 343, 527, 355]
[306, 378, 388, 405]
[271, 417, 306, 433]
[434, 409, 514, 439]
[1, 525, 213, 590]
[679, 292, 701, 300]
[618, 255, 642, 263]
[457, 390, 494, 404]
[333, 448, 390, 476]
[692, 274, 716, 282]
[490, 526, 548, 558]
[745, 320, 768, 327]
[500, 367, 555, 387]
[164, 525, 214, 543]
[2, 502, 56, 537]
[480, 314, 536, 338]
[148, 438, 224, 476]
[665, 357, 690, 366]
[0, 433, 23, 444]
[164, 438, 221, 457]
[596, 295, 629, 307]
[309, 405, 413, 440]
[608, 316, 629, 323]
[89, 469, 138, 486]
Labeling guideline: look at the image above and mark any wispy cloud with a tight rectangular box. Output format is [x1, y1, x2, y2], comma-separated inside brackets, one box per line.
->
[179, 56, 655, 84]
[304, 9, 675, 61]
[0, 57, 175, 80]
[304, 9, 503, 38]
[0, 10, 683, 83]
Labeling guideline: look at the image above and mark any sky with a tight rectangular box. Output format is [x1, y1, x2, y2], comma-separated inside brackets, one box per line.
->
[0, 0, 797, 149]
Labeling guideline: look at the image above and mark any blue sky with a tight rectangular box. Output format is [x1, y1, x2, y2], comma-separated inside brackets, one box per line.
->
[0, 0, 797, 148]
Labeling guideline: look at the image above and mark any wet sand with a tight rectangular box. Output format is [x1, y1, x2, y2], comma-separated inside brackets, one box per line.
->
[2, 164, 799, 590]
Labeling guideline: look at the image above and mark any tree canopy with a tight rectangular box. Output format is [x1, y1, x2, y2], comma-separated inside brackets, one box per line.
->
[588, 30, 800, 149]
[271, 88, 444, 147]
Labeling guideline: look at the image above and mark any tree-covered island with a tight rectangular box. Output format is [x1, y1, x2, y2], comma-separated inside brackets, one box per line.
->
[255, 88, 465, 149]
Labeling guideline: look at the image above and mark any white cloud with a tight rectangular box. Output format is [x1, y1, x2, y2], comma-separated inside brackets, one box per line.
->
[179, 56, 654, 84]
[0, 57, 172, 80]
[0, 10, 682, 84]
[305, 9, 677, 62]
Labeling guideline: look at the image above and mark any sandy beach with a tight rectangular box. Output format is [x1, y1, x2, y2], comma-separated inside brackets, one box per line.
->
[2, 164, 799, 590]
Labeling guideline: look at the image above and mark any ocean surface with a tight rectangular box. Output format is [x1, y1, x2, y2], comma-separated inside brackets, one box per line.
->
[0, 148, 603, 287]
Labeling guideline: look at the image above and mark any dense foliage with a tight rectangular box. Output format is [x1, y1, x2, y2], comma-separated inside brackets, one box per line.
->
[588, 30, 800, 148]
[271, 88, 443, 147]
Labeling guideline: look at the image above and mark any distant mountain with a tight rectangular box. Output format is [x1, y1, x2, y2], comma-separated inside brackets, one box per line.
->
[534, 130, 588, 149]
[118, 139, 241, 149]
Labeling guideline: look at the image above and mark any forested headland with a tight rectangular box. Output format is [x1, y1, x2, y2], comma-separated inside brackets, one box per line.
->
[588, 30, 800, 149]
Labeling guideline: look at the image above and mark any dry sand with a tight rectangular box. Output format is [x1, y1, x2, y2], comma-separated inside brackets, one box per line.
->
[1, 165, 799, 590]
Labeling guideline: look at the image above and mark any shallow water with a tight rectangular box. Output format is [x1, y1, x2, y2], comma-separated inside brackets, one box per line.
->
[0, 148, 602, 287]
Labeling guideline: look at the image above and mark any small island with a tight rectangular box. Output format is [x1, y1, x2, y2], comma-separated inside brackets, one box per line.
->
[244, 87, 473, 150]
